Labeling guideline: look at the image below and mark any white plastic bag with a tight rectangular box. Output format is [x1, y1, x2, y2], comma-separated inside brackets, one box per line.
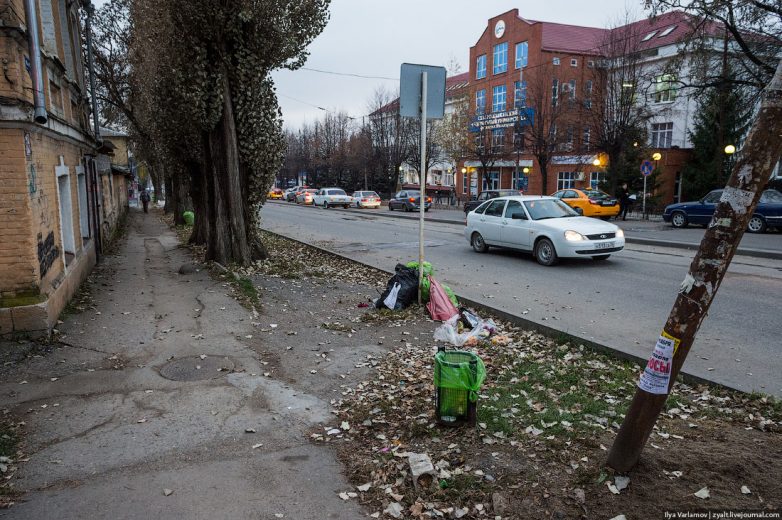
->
[434, 315, 498, 346]
[383, 282, 401, 310]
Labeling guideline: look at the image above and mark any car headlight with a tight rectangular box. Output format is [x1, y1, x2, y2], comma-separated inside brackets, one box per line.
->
[564, 230, 586, 241]
[616, 228, 624, 238]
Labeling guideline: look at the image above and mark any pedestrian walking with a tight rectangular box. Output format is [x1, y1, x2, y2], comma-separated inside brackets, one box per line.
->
[140, 190, 151, 213]
[617, 183, 630, 221]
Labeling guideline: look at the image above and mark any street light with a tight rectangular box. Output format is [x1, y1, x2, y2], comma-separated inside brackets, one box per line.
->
[724, 144, 736, 155]
[592, 158, 601, 167]
[522, 167, 530, 174]
[652, 152, 662, 161]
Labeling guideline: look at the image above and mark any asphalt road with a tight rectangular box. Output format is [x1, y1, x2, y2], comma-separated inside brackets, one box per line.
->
[260, 202, 782, 397]
[310, 203, 782, 255]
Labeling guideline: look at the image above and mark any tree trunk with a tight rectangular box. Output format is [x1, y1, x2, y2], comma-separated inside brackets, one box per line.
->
[607, 60, 782, 472]
[189, 144, 210, 246]
[164, 174, 173, 214]
[204, 75, 252, 266]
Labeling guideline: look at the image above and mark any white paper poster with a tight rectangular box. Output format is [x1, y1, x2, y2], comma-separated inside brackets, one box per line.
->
[638, 334, 676, 394]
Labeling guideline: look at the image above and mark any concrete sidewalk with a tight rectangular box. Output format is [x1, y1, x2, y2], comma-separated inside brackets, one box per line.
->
[0, 210, 365, 520]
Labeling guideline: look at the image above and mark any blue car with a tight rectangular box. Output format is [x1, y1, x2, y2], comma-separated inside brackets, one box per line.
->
[663, 189, 782, 233]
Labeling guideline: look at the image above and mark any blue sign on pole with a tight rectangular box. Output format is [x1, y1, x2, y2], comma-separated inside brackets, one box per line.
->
[640, 160, 654, 177]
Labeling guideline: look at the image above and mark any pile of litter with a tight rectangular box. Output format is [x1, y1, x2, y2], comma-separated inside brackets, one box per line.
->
[319, 312, 782, 518]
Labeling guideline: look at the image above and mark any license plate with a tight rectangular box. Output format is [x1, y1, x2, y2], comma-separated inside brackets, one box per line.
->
[595, 241, 614, 249]
[602, 201, 616, 206]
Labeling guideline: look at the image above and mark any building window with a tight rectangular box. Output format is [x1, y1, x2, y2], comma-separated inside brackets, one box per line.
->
[584, 79, 593, 108]
[514, 80, 527, 108]
[590, 171, 607, 190]
[512, 171, 527, 190]
[587, 60, 595, 68]
[557, 171, 577, 190]
[492, 85, 506, 113]
[515, 41, 528, 69]
[463, 171, 468, 194]
[563, 126, 574, 151]
[482, 171, 500, 190]
[658, 26, 677, 37]
[493, 42, 508, 75]
[567, 79, 576, 101]
[491, 129, 505, 152]
[552, 78, 559, 107]
[476, 55, 487, 79]
[651, 122, 674, 148]
[570, 58, 578, 67]
[553, 57, 561, 66]
[582, 127, 591, 151]
[642, 31, 657, 41]
[476, 89, 486, 114]
[49, 79, 64, 115]
[654, 74, 677, 103]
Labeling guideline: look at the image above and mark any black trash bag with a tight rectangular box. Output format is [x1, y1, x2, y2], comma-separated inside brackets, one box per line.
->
[376, 263, 419, 310]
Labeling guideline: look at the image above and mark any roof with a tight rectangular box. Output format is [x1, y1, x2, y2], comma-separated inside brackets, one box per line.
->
[507, 10, 718, 56]
[535, 20, 607, 55]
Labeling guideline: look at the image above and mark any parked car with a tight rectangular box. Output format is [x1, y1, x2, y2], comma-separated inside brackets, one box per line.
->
[313, 188, 352, 208]
[295, 188, 318, 205]
[285, 185, 309, 202]
[464, 196, 625, 266]
[388, 190, 432, 212]
[267, 188, 284, 200]
[663, 189, 782, 233]
[351, 191, 381, 208]
[551, 189, 619, 219]
[463, 189, 522, 214]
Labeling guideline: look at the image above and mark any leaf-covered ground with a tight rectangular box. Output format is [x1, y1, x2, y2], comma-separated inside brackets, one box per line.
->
[180, 223, 782, 518]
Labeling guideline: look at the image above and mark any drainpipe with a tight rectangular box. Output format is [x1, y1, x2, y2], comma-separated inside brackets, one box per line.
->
[84, 2, 102, 145]
[22, 0, 48, 124]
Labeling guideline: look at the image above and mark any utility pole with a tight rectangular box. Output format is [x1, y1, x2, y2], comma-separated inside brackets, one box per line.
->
[607, 61, 782, 472]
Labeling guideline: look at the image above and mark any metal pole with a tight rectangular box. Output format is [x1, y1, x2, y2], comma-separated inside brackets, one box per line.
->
[23, 0, 47, 123]
[418, 71, 427, 305]
[85, 2, 102, 144]
[642, 175, 647, 219]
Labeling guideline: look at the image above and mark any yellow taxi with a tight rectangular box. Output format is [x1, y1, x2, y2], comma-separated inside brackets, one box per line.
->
[267, 187, 284, 200]
[551, 188, 620, 219]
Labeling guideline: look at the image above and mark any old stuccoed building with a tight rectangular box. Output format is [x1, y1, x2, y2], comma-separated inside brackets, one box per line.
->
[0, 0, 128, 337]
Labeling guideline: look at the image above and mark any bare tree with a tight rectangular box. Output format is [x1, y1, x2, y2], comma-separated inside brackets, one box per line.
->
[525, 63, 570, 195]
[367, 87, 415, 193]
[587, 15, 654, 194]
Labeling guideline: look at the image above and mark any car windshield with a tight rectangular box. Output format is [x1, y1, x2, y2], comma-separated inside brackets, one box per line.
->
[762, 190, 782, 203]
[523, 199, 579, 220]
[328, 189, 346, 196]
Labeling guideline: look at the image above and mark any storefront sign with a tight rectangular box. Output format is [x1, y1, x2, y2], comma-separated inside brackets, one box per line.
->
[469, 108, 534, 132]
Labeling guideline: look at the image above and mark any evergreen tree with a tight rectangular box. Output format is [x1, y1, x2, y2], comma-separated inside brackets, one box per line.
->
[681, 83, 751, 201]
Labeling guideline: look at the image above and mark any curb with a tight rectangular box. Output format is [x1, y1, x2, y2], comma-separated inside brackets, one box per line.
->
[267, 200, 782, 260]
[260, 227, 741, 394]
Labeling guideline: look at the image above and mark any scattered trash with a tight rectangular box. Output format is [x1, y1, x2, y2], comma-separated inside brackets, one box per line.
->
[163, 488, 173, 496]
[357, 483, 371, 492]
[694, 487, 710, 499]
[608, 516, 627, 520]
[408, 452, 436, 490]
[433, 312, 497, 347]
[607, 481, 620, 494]
[377, 264, 418, 310]
[182, 211, 194, 226]
[384, 502, 404, 519]
[426, 276, 458, 321]
[245, 428, 256, 433]
[357, 302, 370, 308]
[741, 485, 751, 495]
[614, 475, 630, 492]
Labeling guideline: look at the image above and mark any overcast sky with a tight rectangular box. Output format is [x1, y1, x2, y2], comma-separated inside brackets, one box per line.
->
[273, 0, 641, 129]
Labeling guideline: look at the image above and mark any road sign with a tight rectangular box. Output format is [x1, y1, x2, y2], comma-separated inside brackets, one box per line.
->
[399, 64, 446, 119]
[640, 160, 654, 177]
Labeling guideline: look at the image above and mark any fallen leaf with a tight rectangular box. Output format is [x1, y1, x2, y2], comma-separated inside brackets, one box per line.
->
[741, 485, 751, 495]
[694, 487, 710, 499]
[357, 483, 371, 492]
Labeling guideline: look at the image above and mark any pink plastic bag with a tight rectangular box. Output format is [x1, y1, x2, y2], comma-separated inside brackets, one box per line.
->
[426, 276, 459, 321]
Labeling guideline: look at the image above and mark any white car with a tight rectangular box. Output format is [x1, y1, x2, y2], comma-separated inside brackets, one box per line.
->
[313, 188, 352, 208]
[350, 191, 381, 208]
[464, 195, 625, 266]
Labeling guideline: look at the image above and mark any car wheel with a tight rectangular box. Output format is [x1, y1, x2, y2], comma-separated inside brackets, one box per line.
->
[747, 215, 767, 233]
[344, 204, 349, 209]
[404, 205, 410, 212]
[535, 238, 558, 266]
[324, 202, 329, 209]
[671, 211, 688, 228]
[425, 208, 429, 212]
[592, 255, 611, 261]
[388, 204, 393, 211]
[471, 232, 489, 253]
